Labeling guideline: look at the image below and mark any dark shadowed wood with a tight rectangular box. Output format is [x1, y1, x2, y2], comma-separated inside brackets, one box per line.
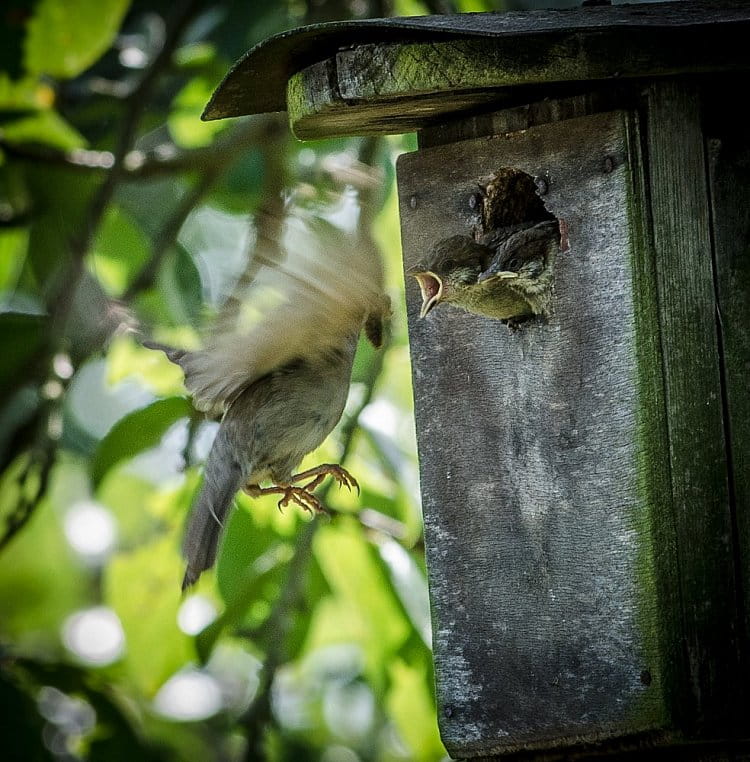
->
[644, 81, 742, 734]
[203, 1, 750, 122]
[399, 111, 671, 757]
[705, 88, 750, 688]
[418, 90, 629, 150]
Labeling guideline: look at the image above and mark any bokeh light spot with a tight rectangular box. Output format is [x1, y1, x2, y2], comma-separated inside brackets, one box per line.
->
[153, 669, 223, 721]
[177, 594, 218, 635]
[64, 501, 117, 561]
[62, 607, 125, 666]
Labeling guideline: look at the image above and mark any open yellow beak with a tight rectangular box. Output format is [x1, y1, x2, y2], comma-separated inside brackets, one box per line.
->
[412, 271, 444, 318]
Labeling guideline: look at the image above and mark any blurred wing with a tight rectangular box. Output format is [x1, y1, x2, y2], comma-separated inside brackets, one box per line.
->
[179, 212, 384, 413]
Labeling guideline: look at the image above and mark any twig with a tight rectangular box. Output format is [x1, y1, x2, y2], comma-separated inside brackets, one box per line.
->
[0, 119, 279, 179]
[47, 0, 205, 329]
[0, 1, 205, 552]
[0, 396, 60, 551]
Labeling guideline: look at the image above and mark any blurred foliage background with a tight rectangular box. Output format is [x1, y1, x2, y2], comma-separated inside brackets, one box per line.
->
[0, 0, 661, 760]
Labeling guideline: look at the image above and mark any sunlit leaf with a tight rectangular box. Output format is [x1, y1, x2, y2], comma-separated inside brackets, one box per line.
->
[312, 519, 410, 685]
[97, 469, 171, 546]
[90, 397, 191, 487]
[1, 110, 85, 150]
[0, 227, 29, 291]
[0, 471, 89, 646]
[386, 659, 445, 762]
[24, 0, 131, 79]
[91, 206, 149, 296]
[173, 42, 217, 70]
[107, 335, 187, 398]
[0, 73, 53, 111]
[168, 77, 226, 149]
[104, 535, 193, 696]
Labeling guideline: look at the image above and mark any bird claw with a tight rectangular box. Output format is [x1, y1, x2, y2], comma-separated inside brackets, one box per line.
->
[314, 464, 359, 494]
[242, 463, 359, 518]
[291, 463, 360, 496]
[243, 483, 328, 515]
[277, 486, 327, 515]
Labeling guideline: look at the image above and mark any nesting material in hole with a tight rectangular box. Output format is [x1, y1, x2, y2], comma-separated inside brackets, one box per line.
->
[411, 168, 562, 323]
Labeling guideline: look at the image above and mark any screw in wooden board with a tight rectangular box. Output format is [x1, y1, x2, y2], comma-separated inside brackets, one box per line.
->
[409, 194, 418, 210]
[534, 175, 548, 195]
[603, 155, 616, 173]
[640, 669, 653, 686]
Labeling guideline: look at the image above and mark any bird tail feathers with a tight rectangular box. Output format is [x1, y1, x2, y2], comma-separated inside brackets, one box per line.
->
[181, 458, 244, 590]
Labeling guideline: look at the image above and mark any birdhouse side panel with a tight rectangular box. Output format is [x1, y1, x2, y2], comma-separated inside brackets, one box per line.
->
[397, 111, 674, 756]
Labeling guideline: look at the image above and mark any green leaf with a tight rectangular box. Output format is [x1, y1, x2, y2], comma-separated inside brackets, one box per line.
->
[24, 0, 131, 79]
[168, 76, 226, 149]
[173, 42, 217, 70]
[196, 504, 295, 662]
[91, 206, 149, 296]
[210, 147, 264, 213]
[1, 110, 85, 150]
[0, 465, 90, 643]
[0, 73, 52, 112]
[310, 519, 410, 686]
[386, 659, 445, 762]
[104, 535, 193, 697]
[90, 397, 191, 487]
[22, 163, 98, 283]
[157, 244, 203, 327]
[0, 311, 46, 393]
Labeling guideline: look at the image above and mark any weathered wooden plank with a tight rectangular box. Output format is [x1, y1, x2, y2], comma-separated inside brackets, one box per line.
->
[418, 90, 626, 149]
[398, 111, 673, 757]
[287, 23, 750, 139]
[286, 57, 506, 140]
[644, 81, 742, 735]
[705, 91, 750, 693]
[204, 1, 750, 122]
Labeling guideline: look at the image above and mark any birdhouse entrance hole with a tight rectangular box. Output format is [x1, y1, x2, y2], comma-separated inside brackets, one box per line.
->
[474, 168, 556, 238]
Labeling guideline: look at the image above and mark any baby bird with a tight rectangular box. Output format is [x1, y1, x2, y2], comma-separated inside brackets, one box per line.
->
[146, 214, 387, 589]
[410, 219, 560, 322]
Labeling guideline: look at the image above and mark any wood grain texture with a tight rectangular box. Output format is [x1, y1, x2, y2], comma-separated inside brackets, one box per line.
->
[705, 94, 750, 699]
[286, 22, 750, 139]
[205, 1, 750, 121]
[418, 91, 628, 150]
[644, 81, 742, 735]
[398, 111, 671, 757]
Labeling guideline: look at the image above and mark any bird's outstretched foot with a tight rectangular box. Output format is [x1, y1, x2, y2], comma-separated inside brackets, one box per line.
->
[243, 463, 359, 515]
[243, 484, 326, 515]
[291, 463, 360, 495]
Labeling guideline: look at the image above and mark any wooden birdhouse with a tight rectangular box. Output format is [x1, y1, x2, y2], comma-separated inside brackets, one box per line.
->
[204, 2, 750, 758]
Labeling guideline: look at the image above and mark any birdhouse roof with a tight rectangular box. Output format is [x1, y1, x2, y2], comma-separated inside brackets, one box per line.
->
[203, 0, 750, 137]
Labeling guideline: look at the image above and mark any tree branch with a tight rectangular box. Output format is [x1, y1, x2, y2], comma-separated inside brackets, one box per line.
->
[47, 0, 205, 327]
[0, 118, 280, 179]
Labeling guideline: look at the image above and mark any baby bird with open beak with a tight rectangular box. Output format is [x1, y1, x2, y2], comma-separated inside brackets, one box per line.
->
[411, 219, 561, 322]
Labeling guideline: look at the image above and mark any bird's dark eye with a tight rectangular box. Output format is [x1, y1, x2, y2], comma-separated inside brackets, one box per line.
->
[506, 257, 521, 271]
[442, 258, 455, 270]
